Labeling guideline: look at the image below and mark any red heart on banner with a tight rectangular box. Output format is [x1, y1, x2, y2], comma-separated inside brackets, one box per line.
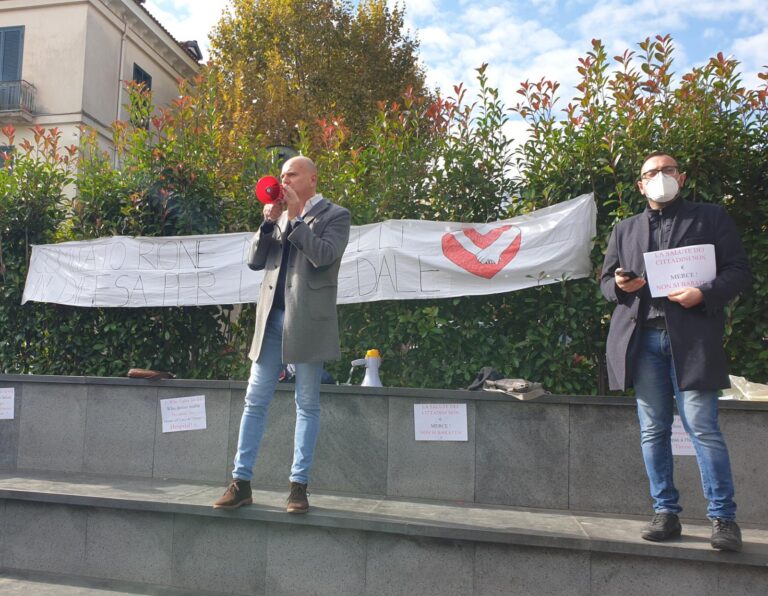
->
[441, 225, 522, 279]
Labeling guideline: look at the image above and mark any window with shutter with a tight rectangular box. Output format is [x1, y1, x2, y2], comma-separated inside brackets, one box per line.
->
[132, 64, 152, 90]
[130, 64, 152, 128]
[0, 27, 24, 81]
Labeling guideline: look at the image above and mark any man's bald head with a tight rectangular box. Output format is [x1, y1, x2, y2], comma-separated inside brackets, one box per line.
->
[281, 156, 318, 202]
[284, 156, 317, 176]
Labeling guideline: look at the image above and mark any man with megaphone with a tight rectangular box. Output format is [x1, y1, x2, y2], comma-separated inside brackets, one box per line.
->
[214, 156, 351, 514]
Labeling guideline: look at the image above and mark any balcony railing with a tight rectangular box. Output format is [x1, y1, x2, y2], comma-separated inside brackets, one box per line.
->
[0, 80, 36, 116]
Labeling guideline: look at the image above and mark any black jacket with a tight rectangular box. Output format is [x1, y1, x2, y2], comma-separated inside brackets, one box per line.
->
[600, 199, 752, 391]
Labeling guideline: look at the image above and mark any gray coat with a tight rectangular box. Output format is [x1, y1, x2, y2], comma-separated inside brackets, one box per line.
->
[248, 197, 351, 363]
[600, 199, 752, 391]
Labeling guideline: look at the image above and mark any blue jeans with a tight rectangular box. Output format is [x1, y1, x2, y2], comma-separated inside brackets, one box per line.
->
[634, 328, 736, 520]
[232, 308, 323, 485]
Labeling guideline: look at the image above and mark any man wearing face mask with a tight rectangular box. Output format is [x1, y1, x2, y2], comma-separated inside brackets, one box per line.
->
[600, 152, 752, 552]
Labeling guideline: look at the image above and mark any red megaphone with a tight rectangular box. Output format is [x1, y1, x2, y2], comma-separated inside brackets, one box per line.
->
[255, 176, 284, 204]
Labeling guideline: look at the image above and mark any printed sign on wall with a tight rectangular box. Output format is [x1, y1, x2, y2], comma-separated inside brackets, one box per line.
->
[0, 388, 14, 420]
[160, 395, 207, 433]
[414, 403, 468, 441]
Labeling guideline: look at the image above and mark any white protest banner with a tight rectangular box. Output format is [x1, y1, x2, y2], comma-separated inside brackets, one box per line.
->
[414, 403, 468, 441]
[22, 233, 259, 307]
[671, 414, 696, 456]
[643, 244, 716, 298]
[22, 193, 596, 307]
[338, 193, 595, 303]
[160, 395, 207, 433]
[0, 388, 14, 420]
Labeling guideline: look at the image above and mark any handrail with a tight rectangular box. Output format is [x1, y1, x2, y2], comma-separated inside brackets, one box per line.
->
[0, 79, 36, 114]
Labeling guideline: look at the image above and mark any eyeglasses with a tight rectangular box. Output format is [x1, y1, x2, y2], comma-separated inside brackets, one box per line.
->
[640, 166, 678, 180]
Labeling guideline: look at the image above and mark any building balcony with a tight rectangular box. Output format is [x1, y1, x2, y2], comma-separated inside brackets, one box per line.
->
[0, 80, 36, 121]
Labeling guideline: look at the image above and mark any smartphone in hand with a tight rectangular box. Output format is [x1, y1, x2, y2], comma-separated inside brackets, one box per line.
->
[617, 268, 639, 280]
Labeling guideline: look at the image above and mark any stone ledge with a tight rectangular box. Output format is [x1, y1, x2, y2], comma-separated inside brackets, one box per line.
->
[2, 471, 767, 568]
[3, 374, 767, 410]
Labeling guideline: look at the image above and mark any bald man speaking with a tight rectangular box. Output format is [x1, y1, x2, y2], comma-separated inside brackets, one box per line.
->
[214, 156, 351, 513]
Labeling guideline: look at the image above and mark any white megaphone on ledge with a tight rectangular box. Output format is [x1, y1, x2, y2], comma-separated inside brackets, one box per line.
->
[350, 349, 382, 387]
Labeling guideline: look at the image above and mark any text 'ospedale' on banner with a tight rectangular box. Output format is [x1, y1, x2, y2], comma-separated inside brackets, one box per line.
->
[21, 193, 596, 308]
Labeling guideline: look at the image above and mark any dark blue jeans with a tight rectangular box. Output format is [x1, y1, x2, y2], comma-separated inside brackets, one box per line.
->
[634, 328, 736, 520]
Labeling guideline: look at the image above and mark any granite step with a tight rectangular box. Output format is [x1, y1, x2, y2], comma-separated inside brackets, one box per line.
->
[2, 471, 768, 566]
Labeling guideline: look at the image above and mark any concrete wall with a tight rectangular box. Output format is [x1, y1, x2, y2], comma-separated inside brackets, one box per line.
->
[1, 500, 765, 595]
[2, 375, 767, 523]
[82, 3, 123, 128]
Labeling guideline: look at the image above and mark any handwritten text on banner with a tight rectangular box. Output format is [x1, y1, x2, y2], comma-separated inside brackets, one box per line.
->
[22, 194, 596, 307]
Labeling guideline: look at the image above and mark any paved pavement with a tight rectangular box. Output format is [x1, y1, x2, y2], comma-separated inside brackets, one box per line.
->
[0, 570, 209, 595]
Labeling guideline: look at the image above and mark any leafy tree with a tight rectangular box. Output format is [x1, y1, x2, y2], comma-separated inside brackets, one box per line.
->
[208, 0, 426, 146]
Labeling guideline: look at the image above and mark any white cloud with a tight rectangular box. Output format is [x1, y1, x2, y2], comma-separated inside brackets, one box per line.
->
[528, 0, 559, 15]
[425, 63, 464, 95]
[732, 28, 768, 66]
[573, 1, 685, 47]
[410, 1, 572, 105]
[139, 0, 767, 113]
[419, 25, 470, 54]
[143, 0, 232, 61]
[731, 28, 768, 89]
[392, 0, 438, 19]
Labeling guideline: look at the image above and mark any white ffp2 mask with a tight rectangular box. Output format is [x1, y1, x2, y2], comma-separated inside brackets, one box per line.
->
[644, 173, 679, 203]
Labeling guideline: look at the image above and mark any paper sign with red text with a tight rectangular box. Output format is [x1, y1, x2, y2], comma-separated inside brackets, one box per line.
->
[643, 244, 716, 298]
[414, 403, 468, 441]
[161, 395, 207, 433]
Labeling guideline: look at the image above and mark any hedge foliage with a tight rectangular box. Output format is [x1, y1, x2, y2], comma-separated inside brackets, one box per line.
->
[1, 36, 766, 392]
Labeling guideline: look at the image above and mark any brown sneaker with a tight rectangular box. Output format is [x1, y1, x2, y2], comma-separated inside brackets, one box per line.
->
[213, 479, 252, 509]
[286, 482, 309, 514]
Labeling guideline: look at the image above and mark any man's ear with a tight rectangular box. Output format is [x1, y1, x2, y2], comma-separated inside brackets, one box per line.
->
[637, 180, 645, 195]
[678, 173, 686, 188]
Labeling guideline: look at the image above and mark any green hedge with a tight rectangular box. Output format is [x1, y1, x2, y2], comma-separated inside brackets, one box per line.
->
[1, 38, 766, 392]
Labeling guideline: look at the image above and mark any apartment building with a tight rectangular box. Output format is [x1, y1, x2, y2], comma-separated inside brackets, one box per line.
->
[0, 0, 201, 155]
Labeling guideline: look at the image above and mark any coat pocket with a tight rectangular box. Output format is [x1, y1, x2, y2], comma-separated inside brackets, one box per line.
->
[307, 271, 338, 289]
[306, 284, 336, 321]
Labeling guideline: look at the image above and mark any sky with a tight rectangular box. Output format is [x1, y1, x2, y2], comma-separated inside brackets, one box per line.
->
[145, 0, 767, 133]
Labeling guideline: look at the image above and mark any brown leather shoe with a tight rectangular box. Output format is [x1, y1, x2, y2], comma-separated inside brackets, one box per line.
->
[286, 482, 309, 514]
[213, 479, 252, 509]
[711, 518, 742, 552]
